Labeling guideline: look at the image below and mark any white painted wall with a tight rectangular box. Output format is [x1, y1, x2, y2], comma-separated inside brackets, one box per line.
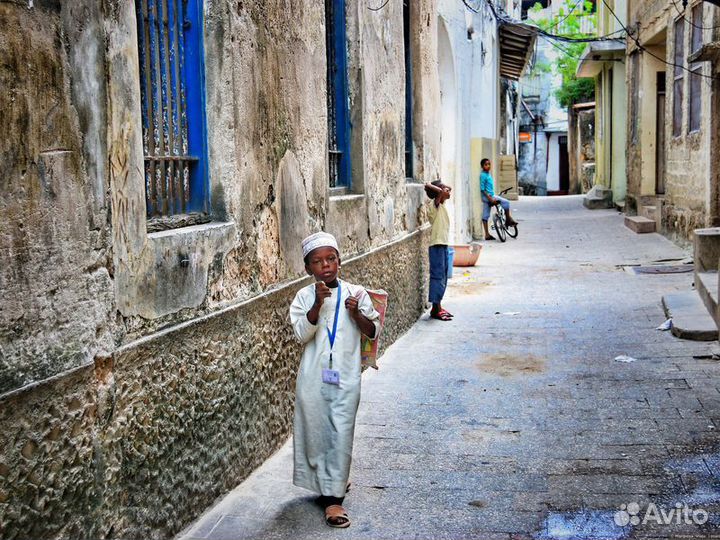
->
[437, 0, 500, 242]
[546, 133, 561, 192]
[437, 16, 461, 242]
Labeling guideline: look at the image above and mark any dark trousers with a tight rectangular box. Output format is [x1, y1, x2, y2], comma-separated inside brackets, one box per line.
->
[429, 245, 448, 304]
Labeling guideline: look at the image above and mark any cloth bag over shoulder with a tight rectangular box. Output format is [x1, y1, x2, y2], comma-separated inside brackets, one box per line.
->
[360, 289, 388, 370]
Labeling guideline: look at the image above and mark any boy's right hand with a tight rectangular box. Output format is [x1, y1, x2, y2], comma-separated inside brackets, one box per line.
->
[313, 281, 332, 307]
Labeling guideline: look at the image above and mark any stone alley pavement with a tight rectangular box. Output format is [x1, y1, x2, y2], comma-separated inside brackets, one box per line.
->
[178, 196, 720, 540]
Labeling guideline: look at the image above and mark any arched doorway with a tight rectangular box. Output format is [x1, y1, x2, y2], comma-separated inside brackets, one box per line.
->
[437, 17, 459, 242]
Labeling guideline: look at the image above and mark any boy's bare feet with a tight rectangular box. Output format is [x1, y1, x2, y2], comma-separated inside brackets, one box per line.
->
[484, 234, 496, 241]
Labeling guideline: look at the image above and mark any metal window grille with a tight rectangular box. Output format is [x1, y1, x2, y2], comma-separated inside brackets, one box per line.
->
[326, 3, 340, 189]
[404, 0, 414, 179]
[136, 0, 207, 219]
[689, 4, 703, 133]
[672, 18, 685, 138]
[325, 0, 351, 189]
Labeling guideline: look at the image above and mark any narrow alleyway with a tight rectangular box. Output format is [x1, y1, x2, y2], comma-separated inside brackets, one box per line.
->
[179, 196, 720, 540]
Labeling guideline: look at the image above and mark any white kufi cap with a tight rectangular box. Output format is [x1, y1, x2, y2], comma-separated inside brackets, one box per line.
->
[302, 232, 339, 259]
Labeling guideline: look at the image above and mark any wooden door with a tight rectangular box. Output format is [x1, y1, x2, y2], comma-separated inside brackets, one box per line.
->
[656, 72, 666, 195]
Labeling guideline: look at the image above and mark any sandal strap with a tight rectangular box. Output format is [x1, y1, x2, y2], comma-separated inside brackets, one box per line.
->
[326, 505, 348, 518]
[325, 504, 350, 526]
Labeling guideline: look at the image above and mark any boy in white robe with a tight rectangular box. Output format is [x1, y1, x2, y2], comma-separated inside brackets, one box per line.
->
[290, 232, 380, 528]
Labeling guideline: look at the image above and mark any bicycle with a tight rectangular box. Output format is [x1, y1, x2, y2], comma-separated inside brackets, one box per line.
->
[490, 187, 518, 242]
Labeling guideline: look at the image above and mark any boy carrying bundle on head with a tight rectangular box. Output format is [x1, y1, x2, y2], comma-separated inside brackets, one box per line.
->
[424, 179, 454, 321]
[289, 232, 381, 529]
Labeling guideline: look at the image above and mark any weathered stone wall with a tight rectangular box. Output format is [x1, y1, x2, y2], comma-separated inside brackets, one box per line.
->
[625, 49, 642, 213]
[569, 106, 595, 195]
[1, 0, 438, 538]
[625, 0, 720, 238]
[0, 230, 428, 540]
[662, 4, 714, 239]
[0, 2, 115, 393]
[1, 0, 437, 384]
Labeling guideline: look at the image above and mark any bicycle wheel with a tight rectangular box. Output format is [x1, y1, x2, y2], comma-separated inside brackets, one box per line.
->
[493, 212, 507, 242]
[507, 223, 518, 239]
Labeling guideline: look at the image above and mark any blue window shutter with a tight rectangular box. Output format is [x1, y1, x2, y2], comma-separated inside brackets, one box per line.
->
[326, 0, 352, 188]
[136, 0, 209, 218]
[183, 0, 210, 213]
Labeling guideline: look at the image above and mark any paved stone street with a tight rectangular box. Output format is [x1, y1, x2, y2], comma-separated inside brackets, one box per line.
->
[179, 196, 720, 540]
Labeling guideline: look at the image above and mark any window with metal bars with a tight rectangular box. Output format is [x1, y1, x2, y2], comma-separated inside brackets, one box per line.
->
[689, 4, 703, 133]
[404, 0, 414, 179]
[325, 0, 352, 189]
[135, 0, 209, 220]
[672, 18, 685, 138]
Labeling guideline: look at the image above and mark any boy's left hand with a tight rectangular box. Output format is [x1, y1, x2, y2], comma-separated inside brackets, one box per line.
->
[345, 292, 362, 319]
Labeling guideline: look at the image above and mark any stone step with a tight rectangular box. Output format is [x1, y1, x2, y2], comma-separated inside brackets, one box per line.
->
[583, 185, 613, 210]
[662, 292, 719, 341]
[624, 215, 656, 234]
[639, 205, 658, 221]
[696, 270, 719, 325]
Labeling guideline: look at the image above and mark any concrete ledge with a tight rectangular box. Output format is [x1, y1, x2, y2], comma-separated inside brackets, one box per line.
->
[694, 227, 720, 272]
[583, 185, 613, 209]
[662, 292, 719, 341]
[625, 215, 656, 234]
[0, 230, 430, 540]
[696, 270, 719, 326]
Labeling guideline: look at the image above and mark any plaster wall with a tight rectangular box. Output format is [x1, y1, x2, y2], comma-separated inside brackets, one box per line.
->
[627, 0, 719, 237]
[518, 30, 567, 195]
[663, 8, 715, 238]
[0, 2, 116, 394]
[594, 62, 627, 204]
[518, 132, 550, 195]
[640, 46, 666, 197]
[595, 70, 609, 188]
[546, 133, 561, 191]
[0, 0, 439, 537]
[438, 0, 501, 242]
[573, 107, 596, 194]
[611, 64, 628, 202]
[1, 0, 438, 388]
[0, 232, 428, 540]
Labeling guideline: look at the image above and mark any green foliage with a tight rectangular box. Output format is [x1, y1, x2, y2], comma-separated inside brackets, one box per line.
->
[556, 76, 595, 108]
[527, 1, 598, 108]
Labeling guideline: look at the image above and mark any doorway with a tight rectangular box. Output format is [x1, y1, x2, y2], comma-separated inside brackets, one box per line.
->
[437, 17, 460, 240]
[656, 71, 666, 195]
[558, 135, 569, 193]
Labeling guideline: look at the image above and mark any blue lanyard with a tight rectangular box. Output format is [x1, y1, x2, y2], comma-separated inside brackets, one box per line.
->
[326, 281, 342, 368]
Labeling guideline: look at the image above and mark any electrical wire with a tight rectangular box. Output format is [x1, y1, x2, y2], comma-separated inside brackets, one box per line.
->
[462, 0, 481, 13]
[543, 35, 585, 59]
[541, 33, 624, 62]
[670, 0, 720, 31]
[550, 0, 587, 31]
[600, 0, 720, 80]
[482, 0, 629, 43]
[367, 0, 390, 11]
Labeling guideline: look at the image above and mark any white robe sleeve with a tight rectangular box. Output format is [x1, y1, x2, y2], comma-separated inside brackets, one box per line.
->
[356, 287, 381, 341]
[290, 288, 319, 344]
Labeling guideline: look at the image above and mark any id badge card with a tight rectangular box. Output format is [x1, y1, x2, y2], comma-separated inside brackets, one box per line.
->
[322, 368, 340, 386]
